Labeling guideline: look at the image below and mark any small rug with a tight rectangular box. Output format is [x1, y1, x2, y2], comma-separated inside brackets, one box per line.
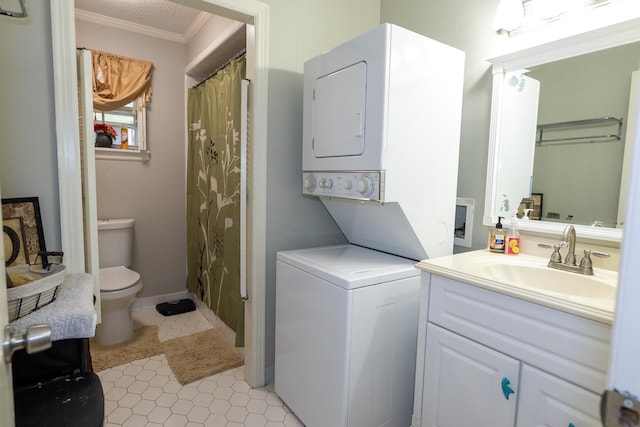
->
[162, 328, 244, 385]
[90, 325, 163, 371]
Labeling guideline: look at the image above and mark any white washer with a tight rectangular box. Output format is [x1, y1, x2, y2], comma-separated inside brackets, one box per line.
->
[274, 244, 420, 427]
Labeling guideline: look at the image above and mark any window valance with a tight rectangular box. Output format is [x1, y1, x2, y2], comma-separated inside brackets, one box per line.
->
[92, 49, 153, 112]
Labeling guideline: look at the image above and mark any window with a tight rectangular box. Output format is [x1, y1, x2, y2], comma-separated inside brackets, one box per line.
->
[94, 101, 146, 151]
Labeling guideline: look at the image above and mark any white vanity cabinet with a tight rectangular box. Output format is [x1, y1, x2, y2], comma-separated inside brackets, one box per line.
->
[413, 273, 611, 427]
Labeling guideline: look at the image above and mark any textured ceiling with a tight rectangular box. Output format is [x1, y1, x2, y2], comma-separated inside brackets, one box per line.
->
[74, 0, 202, 35]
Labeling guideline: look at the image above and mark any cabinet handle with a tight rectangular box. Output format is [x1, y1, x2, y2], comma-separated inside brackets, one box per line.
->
[501, 377, 515, 400]
[568, 424, 575, 427]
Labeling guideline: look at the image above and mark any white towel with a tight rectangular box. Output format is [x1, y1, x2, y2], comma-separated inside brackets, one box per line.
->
[10, 273, 97, 341]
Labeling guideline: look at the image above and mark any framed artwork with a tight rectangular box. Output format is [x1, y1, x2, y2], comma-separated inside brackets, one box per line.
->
[2, 197, 46, 266]
[3, 217, 29, 267]
[528, 193, 543, 220]
[518, 193, 543, 220]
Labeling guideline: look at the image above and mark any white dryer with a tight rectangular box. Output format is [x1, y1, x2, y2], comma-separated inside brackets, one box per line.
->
[275, 245, 420, 427]
[275, 22, 465, 427]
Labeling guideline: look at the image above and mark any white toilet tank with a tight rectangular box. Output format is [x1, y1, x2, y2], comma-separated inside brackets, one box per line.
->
[97, 218, 135, 268]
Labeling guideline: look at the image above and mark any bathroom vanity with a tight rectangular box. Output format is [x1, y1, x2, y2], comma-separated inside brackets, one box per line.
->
[411, 250, 614, 427]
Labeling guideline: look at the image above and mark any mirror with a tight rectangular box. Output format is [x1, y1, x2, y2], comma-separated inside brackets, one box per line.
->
[485, 19, 640, 243]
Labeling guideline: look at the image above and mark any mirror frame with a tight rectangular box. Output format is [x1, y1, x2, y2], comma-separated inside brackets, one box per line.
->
[485, 17, 640, 243]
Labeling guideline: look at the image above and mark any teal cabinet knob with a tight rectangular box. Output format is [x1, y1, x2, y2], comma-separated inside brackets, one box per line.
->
[569, 424, 575, 427]
[501, 377, 515, 400]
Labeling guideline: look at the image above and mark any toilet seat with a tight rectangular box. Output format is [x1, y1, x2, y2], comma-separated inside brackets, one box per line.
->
[100, 266, 141, 292]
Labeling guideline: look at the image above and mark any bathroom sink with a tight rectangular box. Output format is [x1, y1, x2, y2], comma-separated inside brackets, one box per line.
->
[477, 261, 618, 301]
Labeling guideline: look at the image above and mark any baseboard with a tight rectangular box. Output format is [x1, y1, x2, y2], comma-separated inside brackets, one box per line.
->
[131, 290, 190, 311]
[131, 291, 243, 356]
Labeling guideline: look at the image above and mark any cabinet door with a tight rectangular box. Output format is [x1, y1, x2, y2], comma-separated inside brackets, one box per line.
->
[422, 324, 520, 427]
[517, 365, 601, 427]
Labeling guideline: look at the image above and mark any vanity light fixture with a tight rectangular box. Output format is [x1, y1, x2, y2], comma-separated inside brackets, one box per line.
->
[493, 0, 525, 34]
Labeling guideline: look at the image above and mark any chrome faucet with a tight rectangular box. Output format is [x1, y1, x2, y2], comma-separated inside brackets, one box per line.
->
[539, 225, 610, 275]
[562, 225, 577, 266]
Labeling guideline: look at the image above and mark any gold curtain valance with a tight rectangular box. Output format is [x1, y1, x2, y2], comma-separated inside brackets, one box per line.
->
[92, 49, 153, 112]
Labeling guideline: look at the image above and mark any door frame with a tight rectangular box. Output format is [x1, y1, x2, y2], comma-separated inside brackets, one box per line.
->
[51, 0, 269, 387]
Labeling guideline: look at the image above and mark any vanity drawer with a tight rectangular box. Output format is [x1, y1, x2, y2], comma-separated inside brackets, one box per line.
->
[427, 274, 611, 392]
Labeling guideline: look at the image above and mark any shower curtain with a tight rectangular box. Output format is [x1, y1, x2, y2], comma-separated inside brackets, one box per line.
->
[186, 58, 245, 347]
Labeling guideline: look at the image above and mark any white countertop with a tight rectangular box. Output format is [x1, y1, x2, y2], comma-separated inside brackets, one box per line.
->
[416, 250, 617, 325]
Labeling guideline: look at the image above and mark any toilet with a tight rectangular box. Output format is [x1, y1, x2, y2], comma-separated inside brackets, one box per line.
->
[95, 218, 143, 346]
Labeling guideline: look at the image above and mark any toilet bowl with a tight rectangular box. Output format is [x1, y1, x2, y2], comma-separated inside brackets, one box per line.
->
[95, 266, 143, 345]
[95, 218, 143, 346]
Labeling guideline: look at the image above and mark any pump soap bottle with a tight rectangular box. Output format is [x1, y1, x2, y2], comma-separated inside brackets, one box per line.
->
[489, 216, 506, 253]
[505, 213, 521, 255]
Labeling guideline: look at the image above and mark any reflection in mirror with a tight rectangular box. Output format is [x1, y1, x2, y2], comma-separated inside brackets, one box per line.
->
[528, 42, 640, 228]
[485, 20, 640, 243]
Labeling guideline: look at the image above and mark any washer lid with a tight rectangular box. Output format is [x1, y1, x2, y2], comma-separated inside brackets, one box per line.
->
[277, 244, 419, 290]
[100, 266, 141, 291]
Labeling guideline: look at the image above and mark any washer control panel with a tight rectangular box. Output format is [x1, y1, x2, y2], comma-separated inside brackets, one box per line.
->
[303, 171, 384, 201]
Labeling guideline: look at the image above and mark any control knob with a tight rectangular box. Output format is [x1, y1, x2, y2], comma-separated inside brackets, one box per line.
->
[319, 178, 333, 189]
[303, 175, 315, 191]
[357, 175, 374, 197]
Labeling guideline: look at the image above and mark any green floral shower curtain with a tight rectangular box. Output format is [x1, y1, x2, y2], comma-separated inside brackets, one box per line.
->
[187, 58, 245, 347]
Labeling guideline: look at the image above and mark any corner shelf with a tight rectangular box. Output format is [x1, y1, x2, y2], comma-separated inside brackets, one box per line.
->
[536, 117, 623, 146]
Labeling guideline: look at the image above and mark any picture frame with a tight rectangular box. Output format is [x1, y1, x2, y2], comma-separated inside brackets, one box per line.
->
[2, 197, 46, 266]
[528, 193, 543, 220]
[518, 193, 543, 220]
[3, 217, 29, 267]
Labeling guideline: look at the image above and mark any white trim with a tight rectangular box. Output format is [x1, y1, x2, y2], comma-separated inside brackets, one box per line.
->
[75, 8, 189, 43]
[183, 12, 213, 44]
[246, 1, 268, 389]
[78, 48, 101, 322]
[240, 79, 249, 301]
[52, 1, 86, 274]
[484, 17, 640, 244]
[95, 148, 151, 162]
[131, 290, 191, 310]
[56, 0, 268, 388]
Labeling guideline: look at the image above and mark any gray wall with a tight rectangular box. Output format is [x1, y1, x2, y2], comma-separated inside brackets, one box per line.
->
[0, 6, 61, 252]
[259, 0, 381, 380]
[381, 0, 500, 252]
[76, 20, 188, 298]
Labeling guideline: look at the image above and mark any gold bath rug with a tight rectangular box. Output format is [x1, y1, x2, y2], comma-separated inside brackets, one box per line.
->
[162, 328, 244, 385]
[90, 325, 163, 371]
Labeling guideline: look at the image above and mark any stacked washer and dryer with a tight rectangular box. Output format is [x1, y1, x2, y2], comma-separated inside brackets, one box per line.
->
[274, 24, 465, 427]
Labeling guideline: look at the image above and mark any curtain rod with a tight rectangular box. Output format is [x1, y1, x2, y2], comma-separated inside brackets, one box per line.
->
[192, 48, 246, 89]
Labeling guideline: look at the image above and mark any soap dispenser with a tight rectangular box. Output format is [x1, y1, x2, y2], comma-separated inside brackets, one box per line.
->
[505, 213, 521, 255]
[489, 216, 506, 253]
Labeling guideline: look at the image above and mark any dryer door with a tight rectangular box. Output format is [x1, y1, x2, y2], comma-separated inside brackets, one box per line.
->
[312, 62, 367, 158]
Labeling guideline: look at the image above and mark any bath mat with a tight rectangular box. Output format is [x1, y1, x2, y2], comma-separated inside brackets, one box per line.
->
[89, 325, 163, 371]
[162, 328, 244, 385]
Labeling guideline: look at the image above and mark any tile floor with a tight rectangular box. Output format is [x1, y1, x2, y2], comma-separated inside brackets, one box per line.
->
[98, 307, 304, 427]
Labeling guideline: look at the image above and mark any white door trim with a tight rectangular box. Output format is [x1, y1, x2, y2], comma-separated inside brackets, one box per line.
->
[51, 0, 269, 387]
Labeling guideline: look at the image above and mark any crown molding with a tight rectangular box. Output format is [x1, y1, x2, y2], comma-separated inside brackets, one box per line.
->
[75, 8, 187, 43]
[184, 12, 211, 43]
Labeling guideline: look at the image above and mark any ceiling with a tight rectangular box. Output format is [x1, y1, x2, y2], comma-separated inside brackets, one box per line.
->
[74, 0, 209, 40]
[74, 0, 247, 78]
